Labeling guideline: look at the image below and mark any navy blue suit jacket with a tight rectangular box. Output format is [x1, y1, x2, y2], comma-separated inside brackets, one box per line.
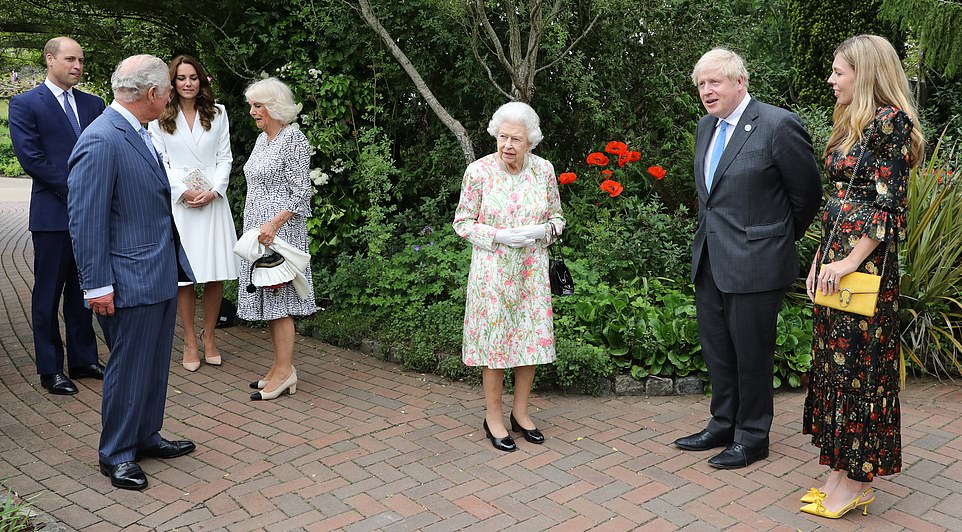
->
[9, 84, 105, 232]
[67, 107, 194, 308]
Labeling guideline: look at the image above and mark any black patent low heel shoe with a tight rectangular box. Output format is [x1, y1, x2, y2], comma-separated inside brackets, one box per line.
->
[483, 420, 517, 452]
[510, 412, 545, 444]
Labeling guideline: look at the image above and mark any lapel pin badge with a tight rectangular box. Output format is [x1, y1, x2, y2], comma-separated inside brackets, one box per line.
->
[744, 124, 752, 132]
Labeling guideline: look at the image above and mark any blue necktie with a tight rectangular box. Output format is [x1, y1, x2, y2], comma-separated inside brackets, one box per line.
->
[138, 127, 160, 164]
[62, 91, 81, 137]
[706, 120, 728, 192]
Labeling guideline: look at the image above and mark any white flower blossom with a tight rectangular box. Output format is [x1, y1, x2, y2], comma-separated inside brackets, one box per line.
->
[310, 169, 330, 186]
[331, 158, 346, 174]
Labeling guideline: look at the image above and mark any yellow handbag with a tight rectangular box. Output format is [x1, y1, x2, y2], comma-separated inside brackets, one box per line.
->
[813, 127, 889, 318]
[813, 268, 881, 317]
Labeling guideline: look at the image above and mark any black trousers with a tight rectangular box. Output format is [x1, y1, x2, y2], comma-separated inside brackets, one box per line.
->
[695, 249, 786, 448]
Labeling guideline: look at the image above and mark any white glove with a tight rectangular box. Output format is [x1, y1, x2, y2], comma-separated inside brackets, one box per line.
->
[495, 228, 536, 248]
[512, 224, 547, 241]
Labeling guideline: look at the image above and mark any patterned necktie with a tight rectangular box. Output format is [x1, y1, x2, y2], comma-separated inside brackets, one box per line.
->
[138, 127, 159, 164]
[62, 91, 82, 137]
[706, 120, 728, 192]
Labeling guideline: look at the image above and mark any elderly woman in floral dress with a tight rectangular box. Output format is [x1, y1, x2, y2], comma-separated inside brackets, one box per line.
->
[453, 101, 565, 452]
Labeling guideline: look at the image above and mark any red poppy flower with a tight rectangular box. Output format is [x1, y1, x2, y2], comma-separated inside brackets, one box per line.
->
[600, 179, 623, 197]
[626, 151, 641, 163]
[617, 153, 629, 167]
[586, 152, 609, 166]
[604, 141, 628, 155]
[601, 169, 613, 178]
[558, 172, 577, 185]
[647, 165, 667, 180]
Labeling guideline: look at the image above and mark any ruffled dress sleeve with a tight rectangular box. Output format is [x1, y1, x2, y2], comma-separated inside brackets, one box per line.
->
[860, 107, 912, 243]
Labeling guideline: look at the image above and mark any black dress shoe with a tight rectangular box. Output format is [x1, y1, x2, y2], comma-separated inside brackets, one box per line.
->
[483, 420, 517, 452]
[100, 461, 148, 490]
[39, 373, 78, 395]
[510, 412, 545, 444]
[136, 439, 196, 460]
[69, 362, 106, 380]
[674, 429, 732, 451]
[708, 442, 769, 469]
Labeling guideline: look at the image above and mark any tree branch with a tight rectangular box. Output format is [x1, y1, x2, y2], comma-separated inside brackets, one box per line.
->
[536, 11, 602, 74]
[357, 0, 475, 164]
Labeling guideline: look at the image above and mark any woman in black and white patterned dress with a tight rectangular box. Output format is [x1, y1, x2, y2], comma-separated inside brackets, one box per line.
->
[240, 77, 316, 401]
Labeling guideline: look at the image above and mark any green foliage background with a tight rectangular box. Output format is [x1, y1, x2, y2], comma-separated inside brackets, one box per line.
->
[2, 0, 960, 389]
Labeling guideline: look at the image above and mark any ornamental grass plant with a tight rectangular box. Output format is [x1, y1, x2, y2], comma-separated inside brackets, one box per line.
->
[900, 134, 962, 379]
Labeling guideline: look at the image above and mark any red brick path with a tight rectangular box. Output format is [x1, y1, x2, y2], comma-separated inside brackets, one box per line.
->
[1, 180, 961, 530]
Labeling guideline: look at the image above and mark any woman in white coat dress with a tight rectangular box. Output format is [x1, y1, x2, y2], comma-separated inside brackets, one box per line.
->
[149, 55, 238, 372]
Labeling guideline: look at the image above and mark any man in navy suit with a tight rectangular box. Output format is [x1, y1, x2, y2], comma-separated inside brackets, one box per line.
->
[9, 37, 107, 395]
[68, 54, 196, 490]
[674, 48, 821, 469]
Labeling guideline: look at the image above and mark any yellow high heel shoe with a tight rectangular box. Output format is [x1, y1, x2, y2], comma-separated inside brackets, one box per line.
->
[250, 367, 297, 401]
[800, 487, 826, 504]
[800, 488, 874, 519]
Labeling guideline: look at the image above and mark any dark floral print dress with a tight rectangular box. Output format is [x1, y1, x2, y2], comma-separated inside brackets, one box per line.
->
[803, 106, 912, 482]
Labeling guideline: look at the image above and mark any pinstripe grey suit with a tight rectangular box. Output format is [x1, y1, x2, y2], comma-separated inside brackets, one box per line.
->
[67, 106, 194, 465]
[691, 98, 821, 448]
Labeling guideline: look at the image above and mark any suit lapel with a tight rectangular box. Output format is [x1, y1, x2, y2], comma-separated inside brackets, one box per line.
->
[37, 84, 77, 140]
[694, 118, 714, 197]
[106, 108, 167, 183]
[176, 110, 204, 162]
[708, 99, 759, 196]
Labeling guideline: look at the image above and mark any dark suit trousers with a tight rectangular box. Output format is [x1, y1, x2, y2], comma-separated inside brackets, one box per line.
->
[695, 249, 785, 448]
[97, 297, 177, 465]
[31, 231, 98, 375]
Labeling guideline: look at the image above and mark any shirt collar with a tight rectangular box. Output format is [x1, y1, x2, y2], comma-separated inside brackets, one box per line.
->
[717, 92, 752, 129]
[44, 78, 71, 99]
[110, 100, 146, 131]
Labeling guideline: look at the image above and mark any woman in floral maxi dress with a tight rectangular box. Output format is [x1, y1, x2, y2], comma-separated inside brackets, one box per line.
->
[453, 102, 565, 452]
[802, 35, 924, 520]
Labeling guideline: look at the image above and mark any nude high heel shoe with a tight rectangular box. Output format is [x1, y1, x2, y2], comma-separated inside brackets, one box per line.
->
[200, 329, 222, 366]
[250, 367, 296, 401]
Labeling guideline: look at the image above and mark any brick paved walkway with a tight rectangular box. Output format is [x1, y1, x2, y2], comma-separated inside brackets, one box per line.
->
[1, 177, 961, 531]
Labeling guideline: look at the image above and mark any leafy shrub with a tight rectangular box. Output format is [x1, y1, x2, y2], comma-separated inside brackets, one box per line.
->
[552, 338, 614, 396]
[561, 194, 695, 283]
[555, 276, 706, 381]
[0, 140, 23, 177]
[900, 136, 962, 378]
[774, 301, 813, 388]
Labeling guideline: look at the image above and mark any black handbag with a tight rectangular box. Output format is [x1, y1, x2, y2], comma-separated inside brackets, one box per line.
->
[547, 223, 574, 296]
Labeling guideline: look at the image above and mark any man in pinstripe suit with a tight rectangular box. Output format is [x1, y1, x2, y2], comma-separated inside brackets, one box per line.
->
[67, 55, 196, 490]
[674, 49, 821, 469]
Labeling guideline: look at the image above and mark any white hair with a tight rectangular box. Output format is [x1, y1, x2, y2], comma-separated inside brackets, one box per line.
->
[691, 48, 751, 89]
[111, 55, 169, 103]
[486, 101, 543, 149]
[245, 77, 302, 124]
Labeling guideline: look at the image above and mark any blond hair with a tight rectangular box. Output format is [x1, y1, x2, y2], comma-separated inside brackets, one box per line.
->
[244, 77, 302, 125]
[691, 48, 750, 89]
[825, 35, 924, 165]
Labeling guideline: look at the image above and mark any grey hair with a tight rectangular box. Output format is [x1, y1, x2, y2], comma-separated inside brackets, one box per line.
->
[691, 48, 750, 89]
[111, 55, 169, 103]
[486, 101, 543, 149]
[245, 77, 302, 124]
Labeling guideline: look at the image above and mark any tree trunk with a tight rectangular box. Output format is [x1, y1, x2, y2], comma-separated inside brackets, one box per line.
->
[357, 0, 476, 164]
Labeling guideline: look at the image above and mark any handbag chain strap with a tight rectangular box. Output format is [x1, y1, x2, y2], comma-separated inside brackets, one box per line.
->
[818, 125, 890, 279]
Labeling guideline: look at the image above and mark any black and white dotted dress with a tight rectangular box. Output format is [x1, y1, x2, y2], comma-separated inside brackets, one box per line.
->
[237, 125, 317, 321]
